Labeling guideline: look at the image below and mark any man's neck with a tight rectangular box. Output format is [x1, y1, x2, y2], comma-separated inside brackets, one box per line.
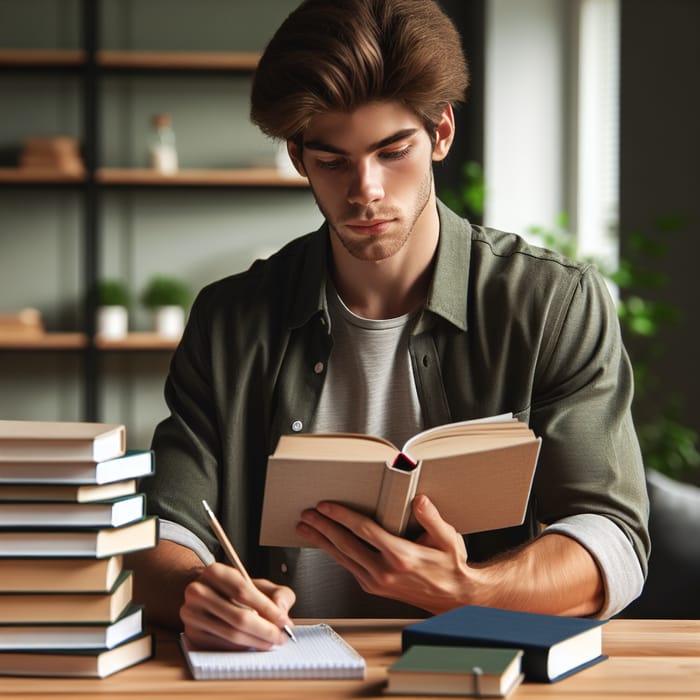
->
[329, 199, 440, 320]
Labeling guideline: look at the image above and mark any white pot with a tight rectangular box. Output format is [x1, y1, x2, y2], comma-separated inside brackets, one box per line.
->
[96, 306, 128, 339]
[153, 305, 185, 339]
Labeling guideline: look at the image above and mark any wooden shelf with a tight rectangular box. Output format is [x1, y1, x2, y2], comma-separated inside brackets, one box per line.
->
[95, 332, 179, 351]
[96, 50, 260, 71]
[0, 333, 178, 351]
[0, 48, 86, 66]
[0, 333, 87, 350]
[96, 167, 308, 187]
[0, 168, 85, 184]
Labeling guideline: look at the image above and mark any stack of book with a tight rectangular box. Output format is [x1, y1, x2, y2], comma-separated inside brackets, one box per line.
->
[385, 606, 607, 696]
[18, 136, 85, 176]
[0, 419, 158, 678]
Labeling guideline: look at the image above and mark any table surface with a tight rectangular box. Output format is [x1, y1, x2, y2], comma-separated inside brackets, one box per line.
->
[1, 618, 699, 699]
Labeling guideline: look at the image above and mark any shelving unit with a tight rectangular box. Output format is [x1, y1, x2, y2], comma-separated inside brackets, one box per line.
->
[0, 0, 309, 427]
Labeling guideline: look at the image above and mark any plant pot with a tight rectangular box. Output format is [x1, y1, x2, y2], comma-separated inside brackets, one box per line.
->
[153, 305, 185, 339]
[96, 305, 128, 339]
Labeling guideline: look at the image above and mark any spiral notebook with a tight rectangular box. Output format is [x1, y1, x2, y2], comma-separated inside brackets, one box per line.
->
[180, 623, 366, 680]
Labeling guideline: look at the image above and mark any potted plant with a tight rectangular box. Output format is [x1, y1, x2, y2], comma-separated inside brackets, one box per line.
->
[95, 279, 130, 339]
[140, 275, 192, 339]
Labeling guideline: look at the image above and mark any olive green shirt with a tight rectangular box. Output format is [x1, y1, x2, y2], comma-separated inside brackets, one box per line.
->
[145, 201, 650, 591]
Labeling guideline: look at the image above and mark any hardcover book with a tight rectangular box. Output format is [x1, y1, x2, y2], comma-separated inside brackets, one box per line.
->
[260, 414, 540, 547]
[386, 645, 524, 697]
[0, 479, 137, 503]
[0, 632, 153, 678]
[0, 569, 133, 624]
[0, 555, 123, 593]
[0, 450, 154, 485]
[0, 515, 158, 558]
[402, 606, 607, 683]
[0, 494, 145, 528]
[0, 604, 143, 650]
[0, 420, 125, 463]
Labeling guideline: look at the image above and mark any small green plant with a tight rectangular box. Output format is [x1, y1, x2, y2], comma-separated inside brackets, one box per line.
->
[440, 160, 485, 221]
[140, 275, 192, 309]
[95, 278, 130, 307]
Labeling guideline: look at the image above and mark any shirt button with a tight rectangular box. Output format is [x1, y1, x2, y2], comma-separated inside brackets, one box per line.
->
[291, 420, 303, 432]
[313, 361, 325, 374]
[280, 562, 288, 574]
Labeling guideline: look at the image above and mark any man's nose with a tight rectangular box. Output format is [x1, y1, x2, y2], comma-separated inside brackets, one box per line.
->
[347, 160, 384, 206]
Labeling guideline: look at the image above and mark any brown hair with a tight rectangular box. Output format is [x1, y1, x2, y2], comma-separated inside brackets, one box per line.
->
[250, 0, 469, 141]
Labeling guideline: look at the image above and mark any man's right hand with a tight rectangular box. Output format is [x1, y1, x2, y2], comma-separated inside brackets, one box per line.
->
[180, 562, 296, 650]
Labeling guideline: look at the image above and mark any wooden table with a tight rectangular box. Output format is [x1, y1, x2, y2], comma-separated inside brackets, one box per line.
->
[1, 619, 699, 699]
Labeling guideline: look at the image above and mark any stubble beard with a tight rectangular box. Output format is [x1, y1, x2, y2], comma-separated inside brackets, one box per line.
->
[311, 167, 434, 263]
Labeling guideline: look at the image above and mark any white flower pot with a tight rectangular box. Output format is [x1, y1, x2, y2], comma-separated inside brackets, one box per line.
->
[96, 306, 128, 339]
[153, 305, 185, 339]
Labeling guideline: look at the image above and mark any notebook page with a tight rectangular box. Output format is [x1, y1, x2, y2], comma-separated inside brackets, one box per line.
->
[180, 623, 366, 680]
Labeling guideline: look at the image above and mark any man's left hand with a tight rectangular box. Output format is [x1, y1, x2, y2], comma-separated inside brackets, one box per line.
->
[296, 493, 472, 613]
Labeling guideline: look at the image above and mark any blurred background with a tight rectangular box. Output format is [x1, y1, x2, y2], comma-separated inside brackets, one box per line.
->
[0, 0, 698, 489]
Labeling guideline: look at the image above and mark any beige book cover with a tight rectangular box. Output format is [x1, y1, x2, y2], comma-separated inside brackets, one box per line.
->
[0, 420, 126, 463]
[0, 569, 132, 623]
[259, 415, 541, 547]
[0, 555, 123, 593]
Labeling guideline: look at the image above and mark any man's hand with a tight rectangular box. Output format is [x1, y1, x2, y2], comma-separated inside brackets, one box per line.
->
[297, 493, 604, 617]
[296, 493, 472, 613]
[180, 563, 296, 651]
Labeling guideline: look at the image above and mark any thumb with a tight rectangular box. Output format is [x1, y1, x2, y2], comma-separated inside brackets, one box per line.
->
[412, 494, 463, 553]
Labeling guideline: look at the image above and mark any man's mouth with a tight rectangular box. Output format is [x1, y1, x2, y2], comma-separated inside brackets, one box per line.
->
[345, 219, 393, 235]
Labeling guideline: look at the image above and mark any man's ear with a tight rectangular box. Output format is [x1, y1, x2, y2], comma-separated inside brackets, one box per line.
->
[286, 140, 306, 176]
[432, 104, 456, 162]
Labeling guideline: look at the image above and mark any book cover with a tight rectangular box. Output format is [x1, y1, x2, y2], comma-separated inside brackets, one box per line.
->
[0, 555, 123, 593]
[0, 420, 125, 463]
[0, 569, 133, 624]
[402, 606, 607, 683]
[260, 415, 540, 547]
[386, 644, 524, 697]
[0, 450, 154, 485]
[0, 632, 153, 678]
[0, 494, 145, 528]
[0, 515, 158, 558]
[0, 604, 143, 650]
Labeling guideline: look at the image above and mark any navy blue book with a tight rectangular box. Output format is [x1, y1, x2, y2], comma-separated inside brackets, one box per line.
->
[402, 605, 607, 683]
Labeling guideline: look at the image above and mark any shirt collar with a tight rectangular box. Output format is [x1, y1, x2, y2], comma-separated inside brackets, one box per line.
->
[424, 199, 471, 331]
[288, 200, 471, 332]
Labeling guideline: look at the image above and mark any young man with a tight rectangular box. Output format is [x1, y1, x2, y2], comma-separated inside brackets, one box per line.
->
[128, 0, 649, 652]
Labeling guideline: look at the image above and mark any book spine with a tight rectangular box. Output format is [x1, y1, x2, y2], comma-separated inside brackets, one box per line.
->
[375, 459, 422, 536]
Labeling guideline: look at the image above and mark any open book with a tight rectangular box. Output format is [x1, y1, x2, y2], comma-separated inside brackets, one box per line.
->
[260, 414, 540, 547]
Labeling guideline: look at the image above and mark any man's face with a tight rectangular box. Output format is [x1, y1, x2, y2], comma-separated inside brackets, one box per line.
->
[290, 101, 451, 263]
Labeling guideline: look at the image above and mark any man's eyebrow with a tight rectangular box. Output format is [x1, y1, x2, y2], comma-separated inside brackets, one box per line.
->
[303, 127, 419, 155]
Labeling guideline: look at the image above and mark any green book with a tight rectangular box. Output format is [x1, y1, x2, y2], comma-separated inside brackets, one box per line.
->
[386, 645, 524, 697]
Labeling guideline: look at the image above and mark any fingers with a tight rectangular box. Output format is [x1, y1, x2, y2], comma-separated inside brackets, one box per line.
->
[300, 501, 395, 551]
[257, 578, 296, 617]
[180, 563, 294, 650]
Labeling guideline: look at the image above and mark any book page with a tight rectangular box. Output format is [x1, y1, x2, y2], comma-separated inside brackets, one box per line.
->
[402, 413, 514, 453]
[272, 433, 397, 460]
[180, 624, 365, 680]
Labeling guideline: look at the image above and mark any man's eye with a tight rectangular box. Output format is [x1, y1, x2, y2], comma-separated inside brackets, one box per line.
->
[379, 147, 411, 161]
[317, 159, 345, 170]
